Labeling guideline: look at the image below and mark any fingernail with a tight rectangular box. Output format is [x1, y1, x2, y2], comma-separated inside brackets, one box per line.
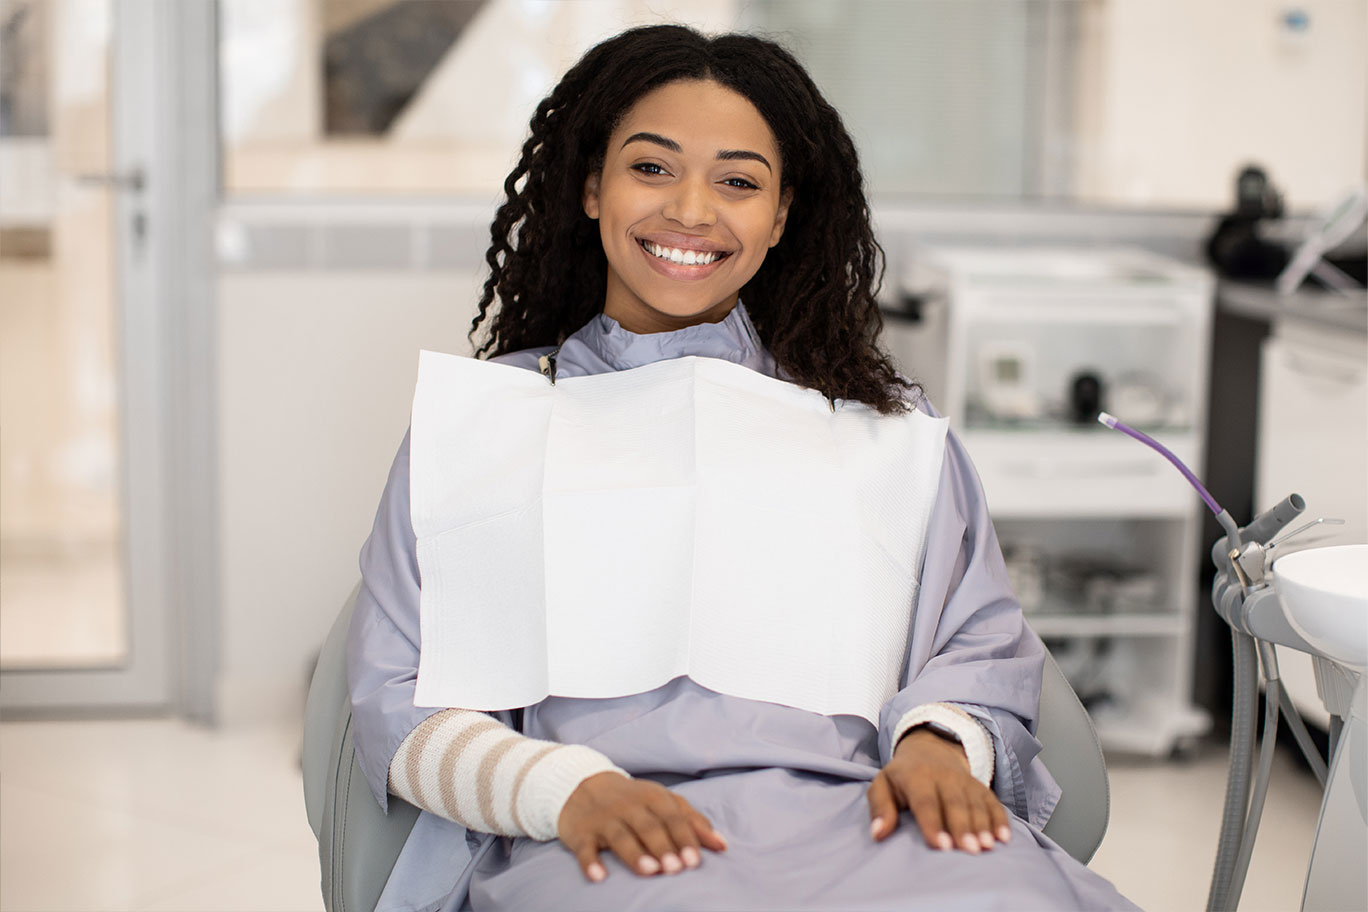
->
[997, 825, 1012, 843]
[681, 846, 701, 868]
[661, 853, 682, 874]
[961, 834, 981, 854]
[979, 830, 995, 849]
[714, 832, 728, 851]
[638, 856, 661, 875]
[936, 832, 953, 851]
[587, 862, 606, 882]
[870, 819, 885, 839]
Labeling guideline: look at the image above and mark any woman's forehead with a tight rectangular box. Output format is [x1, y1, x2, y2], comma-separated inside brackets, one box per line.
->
[610, 79, 780, 163]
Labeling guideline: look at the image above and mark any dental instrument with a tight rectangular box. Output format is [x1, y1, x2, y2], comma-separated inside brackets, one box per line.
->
[1097, 411, 1363, 912]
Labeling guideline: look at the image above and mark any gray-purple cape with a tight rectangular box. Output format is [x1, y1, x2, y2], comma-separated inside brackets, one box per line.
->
[347, 303, 1138, 911]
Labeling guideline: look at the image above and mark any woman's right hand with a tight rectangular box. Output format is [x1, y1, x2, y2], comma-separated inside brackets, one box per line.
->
[557, 771, 727, 883]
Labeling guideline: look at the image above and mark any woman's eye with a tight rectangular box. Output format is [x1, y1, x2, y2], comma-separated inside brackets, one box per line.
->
[722, 177, 760, 190]
[631, 162, 668, 176]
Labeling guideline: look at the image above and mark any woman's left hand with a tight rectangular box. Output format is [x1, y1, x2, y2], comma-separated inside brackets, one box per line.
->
[865, 728, 1012, 854]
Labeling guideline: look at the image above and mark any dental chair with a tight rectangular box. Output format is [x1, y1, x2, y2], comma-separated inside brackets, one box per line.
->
[303, 584, 1111, 912]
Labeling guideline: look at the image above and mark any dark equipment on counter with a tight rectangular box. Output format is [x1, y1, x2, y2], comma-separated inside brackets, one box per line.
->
[1205, 166, 1290, 281]
[1070, 371, 1104, 424]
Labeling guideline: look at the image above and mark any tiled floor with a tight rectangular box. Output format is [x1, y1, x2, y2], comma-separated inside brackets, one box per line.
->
[0, 718, 320, 912]
[0, 715, 1324, 911]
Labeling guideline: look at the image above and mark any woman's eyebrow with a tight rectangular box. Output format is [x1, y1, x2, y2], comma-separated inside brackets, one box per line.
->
[621, 132, 773, 174]
[717, 149, 772, 173]
[622, 131, 681, 153]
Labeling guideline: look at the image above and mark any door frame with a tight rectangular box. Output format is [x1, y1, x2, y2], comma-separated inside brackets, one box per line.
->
[1, 0, 220, 720]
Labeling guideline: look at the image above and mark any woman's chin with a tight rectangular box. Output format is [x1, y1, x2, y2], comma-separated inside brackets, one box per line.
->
[606, 296, 738, 332]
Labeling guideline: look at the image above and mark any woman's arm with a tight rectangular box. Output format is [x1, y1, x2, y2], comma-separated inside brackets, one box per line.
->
[866, 424, 1060, 851]
[387, 707, 623, 839]
[347, 430, 622, 826]
[346, 429, 724, 881]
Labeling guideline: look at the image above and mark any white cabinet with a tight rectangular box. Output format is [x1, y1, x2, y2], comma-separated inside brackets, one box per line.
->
[886, 246, 1214, 756]
[1256, 316, 1368, 727]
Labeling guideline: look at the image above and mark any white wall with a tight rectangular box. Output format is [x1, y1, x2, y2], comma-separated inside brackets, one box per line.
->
[1079, 0, 1367, 210]
[215, 270, 482, 723]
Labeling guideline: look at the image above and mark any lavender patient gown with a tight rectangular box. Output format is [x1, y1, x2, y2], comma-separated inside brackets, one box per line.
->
[347, 304, 1139, 911]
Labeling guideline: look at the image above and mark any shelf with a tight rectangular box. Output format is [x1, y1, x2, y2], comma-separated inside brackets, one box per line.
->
[1027, 613, 1185, 638]
[962, 419, 1194, 436]
[918, 244, 1214, 760]
[962, 430, 1204, 518]
[1090, 698, 1211, 757]
[965, 300, 1189, 327]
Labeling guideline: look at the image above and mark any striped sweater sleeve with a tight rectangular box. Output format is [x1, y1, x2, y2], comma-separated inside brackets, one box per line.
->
[387, 708, 627, 841]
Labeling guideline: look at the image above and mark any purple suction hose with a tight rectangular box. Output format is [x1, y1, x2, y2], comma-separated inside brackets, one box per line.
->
[1097, 411, 1223, 516]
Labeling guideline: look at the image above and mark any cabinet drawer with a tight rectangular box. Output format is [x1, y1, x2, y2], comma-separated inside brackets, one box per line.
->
[961, 431, 1201, 517]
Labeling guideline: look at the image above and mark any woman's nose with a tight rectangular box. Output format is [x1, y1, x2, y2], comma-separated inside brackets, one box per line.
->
[662, 179, 716, 228]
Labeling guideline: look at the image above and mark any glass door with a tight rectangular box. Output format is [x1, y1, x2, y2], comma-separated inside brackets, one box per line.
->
[1, 0, 172, 709]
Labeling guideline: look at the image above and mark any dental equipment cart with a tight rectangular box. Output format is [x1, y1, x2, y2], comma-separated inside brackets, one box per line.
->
[1098, 410, 1367, 912]
[884, 246, 1215, 756]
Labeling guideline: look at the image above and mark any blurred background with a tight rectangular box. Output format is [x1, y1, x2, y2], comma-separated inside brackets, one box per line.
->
[0, 1, 1364, 909]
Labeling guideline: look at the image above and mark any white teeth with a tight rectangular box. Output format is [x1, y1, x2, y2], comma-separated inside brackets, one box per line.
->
[643, 241, 721, 266]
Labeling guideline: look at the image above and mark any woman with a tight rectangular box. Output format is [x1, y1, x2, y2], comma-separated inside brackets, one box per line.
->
[348, 24, 1137, 911]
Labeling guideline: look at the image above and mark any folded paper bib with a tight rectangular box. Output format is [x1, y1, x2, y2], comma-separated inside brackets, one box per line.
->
[409, 352, 947, 725]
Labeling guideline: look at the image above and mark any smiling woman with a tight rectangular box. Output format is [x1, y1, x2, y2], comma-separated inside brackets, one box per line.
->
[343, 23, 1140, 912]
[584, 80, 791, 333]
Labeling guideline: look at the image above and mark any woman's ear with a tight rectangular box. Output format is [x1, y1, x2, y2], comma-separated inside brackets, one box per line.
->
[768, 187, 794, 247]
[583, 172, 601, 219]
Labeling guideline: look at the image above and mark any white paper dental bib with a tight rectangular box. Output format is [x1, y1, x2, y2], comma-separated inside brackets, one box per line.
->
[409, 352, 948, 725]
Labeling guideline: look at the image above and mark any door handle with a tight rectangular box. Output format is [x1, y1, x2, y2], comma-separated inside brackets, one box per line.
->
[74, 166, 145, 193]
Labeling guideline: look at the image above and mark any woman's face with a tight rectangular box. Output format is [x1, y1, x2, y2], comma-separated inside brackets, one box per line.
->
[584, 79, 791, 334]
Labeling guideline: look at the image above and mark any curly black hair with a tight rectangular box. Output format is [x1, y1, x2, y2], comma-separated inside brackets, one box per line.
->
[469, 24, 917, 414]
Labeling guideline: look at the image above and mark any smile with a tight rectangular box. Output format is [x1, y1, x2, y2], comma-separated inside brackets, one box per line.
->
[639, 239, 730, 266]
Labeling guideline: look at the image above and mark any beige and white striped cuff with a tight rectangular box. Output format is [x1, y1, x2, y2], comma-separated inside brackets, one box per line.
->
[891, 702, 995, 788]
[388, 708, 626, 841]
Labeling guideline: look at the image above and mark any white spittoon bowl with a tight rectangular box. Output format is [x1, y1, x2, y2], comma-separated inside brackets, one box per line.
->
[1273, 544, 1368, 672]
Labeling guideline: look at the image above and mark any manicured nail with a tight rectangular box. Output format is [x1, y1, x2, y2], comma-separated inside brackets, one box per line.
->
[870, 818, 886, 839]
[979, 830, 995, 848]
[997, 825, 1011, 843]
[961, 833, 981, 854]
[638, 856, 661, 875]
[936, 832, 954, 851]
[587, 862, 606, 882]
[714, 832, 728, 851]
[661, 853, 682, 874]
[681, 846, 701, 868]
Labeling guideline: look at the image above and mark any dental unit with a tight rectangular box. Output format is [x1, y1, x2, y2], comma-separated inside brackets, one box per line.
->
[1098, 412, 1365, 912]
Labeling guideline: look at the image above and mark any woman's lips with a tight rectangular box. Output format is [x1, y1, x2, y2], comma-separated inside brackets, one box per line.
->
[636, 238, 731, 280]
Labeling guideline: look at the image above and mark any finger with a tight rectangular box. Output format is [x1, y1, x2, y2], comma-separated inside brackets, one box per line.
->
[989, 793, 1012, 844]
[685, 805, 728, 853]
[628, 801, 691, 875]
[967, 788, 994, 850]
[937, 782, 979, 854]
[623, 805, 684, 874]
[658, 798, 703, 869]
[602, 821, 660, 876]
[865, 772, 900, 841]
[905, 781, 952, 851]
[570, 838, 608, 883]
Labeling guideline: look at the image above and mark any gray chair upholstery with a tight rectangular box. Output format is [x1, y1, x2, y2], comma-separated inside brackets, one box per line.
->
[304, 584, 419, 912]
[1036, 647, 1110, 863]
[303, 585, 1109, 911]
